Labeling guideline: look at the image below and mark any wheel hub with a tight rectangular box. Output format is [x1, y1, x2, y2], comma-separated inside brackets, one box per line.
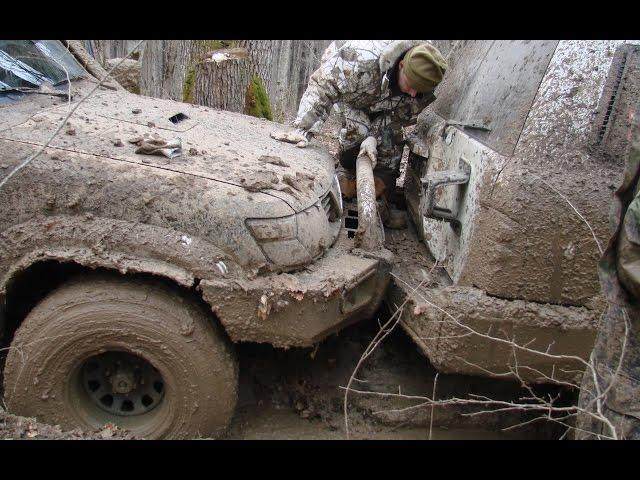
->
[111, 371, 136, 394]
[81, 352, 165, 417]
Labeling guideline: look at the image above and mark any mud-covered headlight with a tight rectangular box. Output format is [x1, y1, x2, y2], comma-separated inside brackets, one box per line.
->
[246, 215, 312, 267]
[246, 215, 296, 241]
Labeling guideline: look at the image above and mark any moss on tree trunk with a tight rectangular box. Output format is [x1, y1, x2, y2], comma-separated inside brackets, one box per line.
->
[183, 66, 196, 103]
[245, 75, 272, 120]
[186, 41, 273, 120]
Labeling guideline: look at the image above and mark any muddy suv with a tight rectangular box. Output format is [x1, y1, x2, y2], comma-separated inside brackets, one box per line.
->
[390, 40, 639, 383]
[0, 41, 391, 438]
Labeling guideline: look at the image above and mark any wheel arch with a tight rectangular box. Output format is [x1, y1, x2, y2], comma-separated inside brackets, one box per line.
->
[0, 215, 241, 346]
[0, 256, 231, 349]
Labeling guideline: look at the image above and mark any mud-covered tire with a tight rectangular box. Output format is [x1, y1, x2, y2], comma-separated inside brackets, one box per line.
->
[2, 274, 238, 439]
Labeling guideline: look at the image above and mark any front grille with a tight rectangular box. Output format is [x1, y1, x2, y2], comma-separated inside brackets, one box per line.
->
[597, 49, 629, 144]
[592, 44, 640, 164]
[344, 208, 359, 238]
[321, 191, 339, 222]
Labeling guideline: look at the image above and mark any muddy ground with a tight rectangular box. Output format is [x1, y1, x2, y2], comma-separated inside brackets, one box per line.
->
[227, 314, 573, 440]
[0, 409, 136, 439]
[1, 316, 573, 440]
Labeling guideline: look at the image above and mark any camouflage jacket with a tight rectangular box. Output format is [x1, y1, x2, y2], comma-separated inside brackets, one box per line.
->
[294, 40, 438, 152]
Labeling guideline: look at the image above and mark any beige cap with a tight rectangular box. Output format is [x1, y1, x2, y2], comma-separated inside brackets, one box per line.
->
[403, 44, 448, 92]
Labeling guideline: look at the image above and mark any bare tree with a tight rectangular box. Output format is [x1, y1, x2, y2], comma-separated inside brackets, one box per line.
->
[192, 41, 278, 119]
[84, 39, 331, 122]
[236, 40, 273, 91]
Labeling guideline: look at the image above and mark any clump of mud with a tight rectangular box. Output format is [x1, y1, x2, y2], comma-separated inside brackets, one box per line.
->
[1, 350, 134, 439]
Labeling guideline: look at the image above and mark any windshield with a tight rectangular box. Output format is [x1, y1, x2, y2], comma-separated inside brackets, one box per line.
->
[0, 40, 86, 91]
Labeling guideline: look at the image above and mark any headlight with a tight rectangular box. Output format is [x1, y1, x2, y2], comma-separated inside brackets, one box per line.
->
[246, 215, 296, 241]
[246, 215, 312, 267]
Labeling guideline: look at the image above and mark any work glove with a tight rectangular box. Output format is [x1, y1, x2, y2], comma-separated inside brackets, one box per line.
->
[270, 128, 310, 148]
[358, 136, 377, 169]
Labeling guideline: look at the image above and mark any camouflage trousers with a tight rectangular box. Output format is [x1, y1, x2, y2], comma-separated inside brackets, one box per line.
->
[575, 304, 640, 439]
[575, 110, 640, 439]
[338, 138, 404, 201]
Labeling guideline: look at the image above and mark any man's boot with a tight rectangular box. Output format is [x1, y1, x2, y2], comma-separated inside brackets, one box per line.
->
[385, 208, 408, 229]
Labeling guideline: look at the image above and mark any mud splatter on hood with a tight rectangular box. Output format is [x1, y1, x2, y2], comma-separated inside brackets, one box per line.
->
[2, 84, 335, 213]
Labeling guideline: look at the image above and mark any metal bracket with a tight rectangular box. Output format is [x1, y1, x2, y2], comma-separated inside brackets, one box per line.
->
[419, 157, 471, 230]
[444, 120, 492, 132]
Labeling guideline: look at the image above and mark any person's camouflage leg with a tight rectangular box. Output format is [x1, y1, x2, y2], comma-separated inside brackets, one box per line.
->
[575, 304, 640, 439]
[576, 108, 640, 439]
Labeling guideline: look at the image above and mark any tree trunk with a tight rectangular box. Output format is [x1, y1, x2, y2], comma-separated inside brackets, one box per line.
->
[84, 40, 144, 66]
[269, 40, 331, 121]
[235, 41, 331, 121]
[140, 40, 193, 101]
[86, 39, 332, 119]
[236, 40, 273, 89]
[194, 49, 250, 113]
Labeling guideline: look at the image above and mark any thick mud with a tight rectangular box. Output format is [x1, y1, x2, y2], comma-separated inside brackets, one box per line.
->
[0, 110, 574, 440]
[1, 315, 572, 440]
[227, 404, 521, 440]
[227, 317, 571, 440]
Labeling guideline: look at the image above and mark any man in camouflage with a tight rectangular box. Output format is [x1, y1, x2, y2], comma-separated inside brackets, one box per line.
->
[576, 109, 640, 439]
[272, 40, 448, 227]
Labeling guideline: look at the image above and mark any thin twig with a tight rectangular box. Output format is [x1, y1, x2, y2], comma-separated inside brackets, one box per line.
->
[428, 372, 439, 440]
[345, 270, 621, 439]
[392, 272, 592, 367]
[340, 145, 620, 440]
[529, 172, 603, 255]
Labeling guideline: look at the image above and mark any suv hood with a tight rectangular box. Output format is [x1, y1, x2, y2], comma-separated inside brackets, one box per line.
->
[2, 83, 335, 213]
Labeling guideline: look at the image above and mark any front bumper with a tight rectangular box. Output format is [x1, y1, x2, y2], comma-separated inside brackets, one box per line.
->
[198, 235, 393, 348]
